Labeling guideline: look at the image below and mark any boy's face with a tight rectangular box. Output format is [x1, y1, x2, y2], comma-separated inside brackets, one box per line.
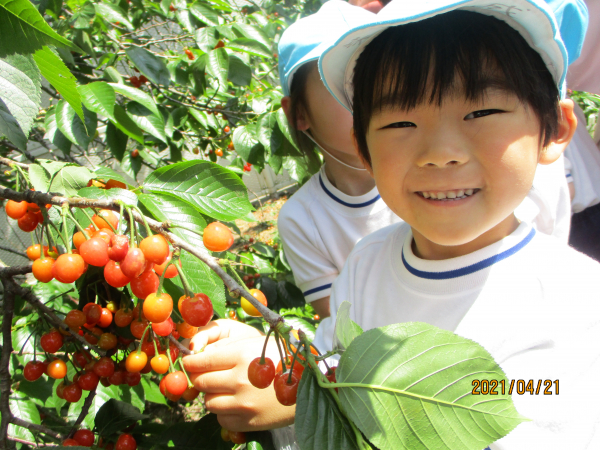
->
[363, 88, 573, 258]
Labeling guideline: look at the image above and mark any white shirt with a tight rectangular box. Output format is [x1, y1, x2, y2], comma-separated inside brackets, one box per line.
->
[278, 165, 402, 302]
[315, 222, 600, 449]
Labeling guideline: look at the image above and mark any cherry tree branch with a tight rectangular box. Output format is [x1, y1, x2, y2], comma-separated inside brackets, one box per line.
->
[0, 279, 15, 449]
[169, 335, 191, 356]
[9, 418, 62, 440]
[66, 389, 96, 439]
[0, 188, 284, 329]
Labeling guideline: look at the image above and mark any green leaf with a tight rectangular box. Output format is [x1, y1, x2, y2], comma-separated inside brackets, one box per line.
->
[127, 101, 167, 144]
[77, 186, 138, 207]
[94, 399, 148, 437]
[277, 281, 306, 309]
[195, 26, 217, 52]
[78, 81, 115, 121]
[56, 99, 95, 147]
[67, 385, 118, 430]
[232, 125, 260, 161]
[156, 415, 233, 450]
[227, 38, 271, 58]
[126, 47, 170, 86]
[144, 160, 254, 222]
[0, 97, 27, 150]
[93, 167, 129, 185]
[337, 322, 528, 450]
[282, 315, 315, 341]
[9, 390, 41, 441]
[228, 54, 252, 86]
[34, 46, 83, 123]
[257, 112, 278, 152]
[109, 82, 161, 118]
[138, 192, 206, 249]
[189, 2, 219, 25]
[0, 53, 40, 140]
[206, 47, 228, 90]
[106, 121, 128, 160]
[0, 0, 75, 57]
[171, 250, 226, 318]
[120, 149, 142, 180]
[332, 301, 363, 354]
[276, 108, 299, 152]
[296, 371, 359, 450]
[104, 66, 122, 84]
[47, 163, 92, 196]
[112, 104, 144, 144]
[233, 23, 270, 50]
[94, 2, 133, 29]
[44, 106, 71, 154]
[141, 376, 167, 405]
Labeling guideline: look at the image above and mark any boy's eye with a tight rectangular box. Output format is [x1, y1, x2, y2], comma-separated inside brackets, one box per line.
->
[382, 122, 416, 129]
[464, 109, 504, 120]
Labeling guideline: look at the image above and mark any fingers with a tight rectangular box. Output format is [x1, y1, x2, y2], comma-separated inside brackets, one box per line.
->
[187, 321, 228, 353]
[189, 369, 238, 394]
[183, 345, 239, 373]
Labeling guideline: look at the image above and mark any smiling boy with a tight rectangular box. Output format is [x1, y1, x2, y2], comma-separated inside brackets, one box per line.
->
[314, 0, 600, 447]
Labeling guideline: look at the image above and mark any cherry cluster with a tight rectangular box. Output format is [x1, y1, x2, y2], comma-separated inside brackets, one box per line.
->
[5, 199, 49, 232]
[243, 162, 252, 173]
[128, 75, 148, 88]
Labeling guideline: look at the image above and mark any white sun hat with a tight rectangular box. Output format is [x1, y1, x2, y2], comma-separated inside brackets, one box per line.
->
[319, 0, 584, 111]
[277, 0, 374, 97]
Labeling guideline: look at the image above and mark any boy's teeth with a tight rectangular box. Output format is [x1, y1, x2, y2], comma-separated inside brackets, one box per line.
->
[421, 189, 477, 200]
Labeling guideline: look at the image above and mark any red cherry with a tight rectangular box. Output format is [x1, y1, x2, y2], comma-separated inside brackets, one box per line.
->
[40, 330, 63, 353]
[130, 271, 159, 299]
[73, 429, 95, 447]
[104, 260, 132, 288]
[63, 383, 83, 403]
[124, 371, 141, 386]
[47, 359, 67, 379]
[63, 438, 81, 446]
[92, 228, 114, 246]
[83, 303, 103, 326]
[17, 212, 39, 232]
[73, 350, 92, 368]
[203, 222, 234, 252]
[114, 308, 134, 327]
[274, 371, 300, 406]
[115, 433, 137, 450]
[164, 371, 188, 396]
[80, 237, 110, 267]
[108, 235, 129, 261]
[64, 310, 87, 329]
[98, 308, 113, 328]
[153, 252, 179, 278]
[139, 234, 169, 265]
[23, 361, 47, 381]
[248, 357, 275, 389]
[5, 200, 28, 219]
[77, 371, 100, 391]
[179, 293, 212, 327]
[143, 293, 173, 323]
[93, 357, 115, 378]
[121, 248, 146, 279]
[151, 317, 174, 337]
[52, 254, 85, 283]
[108, 370, 126, 386]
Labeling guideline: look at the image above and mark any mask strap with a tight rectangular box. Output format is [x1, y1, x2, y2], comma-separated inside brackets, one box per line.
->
[302, 131, 367, 171]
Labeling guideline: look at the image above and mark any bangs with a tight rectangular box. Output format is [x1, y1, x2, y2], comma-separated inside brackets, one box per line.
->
[352, 11, 560, 164]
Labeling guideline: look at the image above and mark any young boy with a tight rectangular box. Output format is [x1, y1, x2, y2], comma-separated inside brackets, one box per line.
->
[315, 0, 600, 447]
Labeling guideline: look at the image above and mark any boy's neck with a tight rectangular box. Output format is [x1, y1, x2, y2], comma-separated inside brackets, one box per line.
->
[322, 153, 376, 196]
[411, 214, 520, 260]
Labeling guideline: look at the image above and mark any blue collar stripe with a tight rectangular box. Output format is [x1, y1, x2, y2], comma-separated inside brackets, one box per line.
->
[319, 175, 380, 208]
[402, 228, 536, 280]
[303, 283, 332, 297]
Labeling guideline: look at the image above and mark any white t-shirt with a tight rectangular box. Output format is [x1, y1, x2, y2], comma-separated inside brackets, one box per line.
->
[277, 165, 402, 302]
[314, 222, 600, 449]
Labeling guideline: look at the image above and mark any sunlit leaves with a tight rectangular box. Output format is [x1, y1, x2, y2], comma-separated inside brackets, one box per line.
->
[125, 47, 170, 86]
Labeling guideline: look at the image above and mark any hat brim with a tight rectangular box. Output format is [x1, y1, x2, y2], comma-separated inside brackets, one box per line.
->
[319, 0, 568, 112]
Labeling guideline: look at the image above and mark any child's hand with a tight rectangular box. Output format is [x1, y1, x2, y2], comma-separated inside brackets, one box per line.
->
[182, 320, 296, 431]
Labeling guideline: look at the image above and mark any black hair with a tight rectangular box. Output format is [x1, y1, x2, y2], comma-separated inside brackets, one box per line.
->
[288, 60, 318, 155]
[352, 11, 560, 166]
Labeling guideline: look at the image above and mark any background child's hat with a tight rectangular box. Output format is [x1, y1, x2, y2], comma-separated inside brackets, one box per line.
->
[319, 0, 587, 111]
[278, 0, 374, 97]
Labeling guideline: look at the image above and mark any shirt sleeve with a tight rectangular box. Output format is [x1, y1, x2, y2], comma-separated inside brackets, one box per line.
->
[278, 201, 339, 302]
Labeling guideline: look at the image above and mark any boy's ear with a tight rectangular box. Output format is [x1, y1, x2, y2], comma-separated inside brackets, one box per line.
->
[539, 99, 577, 165]
[281, 96, 310, 131]
[351, 128, 373, 175]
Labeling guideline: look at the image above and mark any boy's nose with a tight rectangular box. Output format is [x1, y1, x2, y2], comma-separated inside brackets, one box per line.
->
[415, 132, 470, 168]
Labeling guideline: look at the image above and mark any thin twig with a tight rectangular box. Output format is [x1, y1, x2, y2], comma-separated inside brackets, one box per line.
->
[9, 418, 62, 440]
[169, 335, 191, 356]
[0, 279, 15, 448]
[66, 389, 96, 439]
[0, 245, 27, 258]
[0, 156, 29, 169]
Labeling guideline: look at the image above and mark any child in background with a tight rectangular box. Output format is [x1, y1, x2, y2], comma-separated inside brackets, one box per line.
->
[315, 0, 600, 447]
[277, 0, 401, 319]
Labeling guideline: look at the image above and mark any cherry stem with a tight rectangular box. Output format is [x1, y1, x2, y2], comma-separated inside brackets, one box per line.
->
[224, 262, 246, 290]
[259, 328, 273, 365]
[274, 332, 286, 373]
[91, 207, 118, 234]
[126, 207, 137, 248]
[66, 210, 90, 239]
[117, 202, 124, 235]
[165, 339, 175, 373]
[178, 267, 193, 299]
[152, 336, 160, 357]
[79, 207, 99, 231]
[288, 345, 301, 384]
[156, 253, 174, 296]
[46, 225, 56, 252]
[138, 325, 151, 354]
[60, 204, 72, 254]
[176, 357, 193, 388]
[133, 206, 152, 237]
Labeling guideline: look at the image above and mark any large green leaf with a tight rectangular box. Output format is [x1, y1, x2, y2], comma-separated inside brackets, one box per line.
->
[55, 99, 95, 148]
[9, 390, 41, 441]
[232, 124, 261, 161]
[155, 415, 232, 450]
[227, 38, 271, 59]
[0, 53, 40, 143]
[126, 102, 167, 143]
[106, 122, 128, 160]
[0, 97, 26, 150]
[228, 55, 252, 87]
[78, 81, 116, 121]
[332, 301, 363, 354]
[295, 371, 359, 450]
[94, 399, 148, 437]
[0, 0, 75, 57]
[138, 192, 205, 249]
[43, 106, 72, 155]
[189, 2, 219, 26]
[125, 46, 170, 86]
[140, 376, 167, 405]
[232, 23, 270, 50]
[170, 249, 226, 318]
[337, 322, 527, 450]
[34, 46, 83, 123]
[195, 26, 217, 52]
[144, 160, 254, 222]
[94, 2, 133, 29]
[78, 186, 138, 207]
[112, 104, 144, 144]
[109, 82, 161, 118]
[44, 162, 92, 196]
[206, 47, 228, 90]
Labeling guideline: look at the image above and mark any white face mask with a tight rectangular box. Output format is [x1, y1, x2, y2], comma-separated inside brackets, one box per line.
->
[302, 130, 367, 171]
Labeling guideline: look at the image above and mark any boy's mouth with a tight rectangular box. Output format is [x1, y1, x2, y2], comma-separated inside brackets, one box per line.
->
[417, 188, 480, 200]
